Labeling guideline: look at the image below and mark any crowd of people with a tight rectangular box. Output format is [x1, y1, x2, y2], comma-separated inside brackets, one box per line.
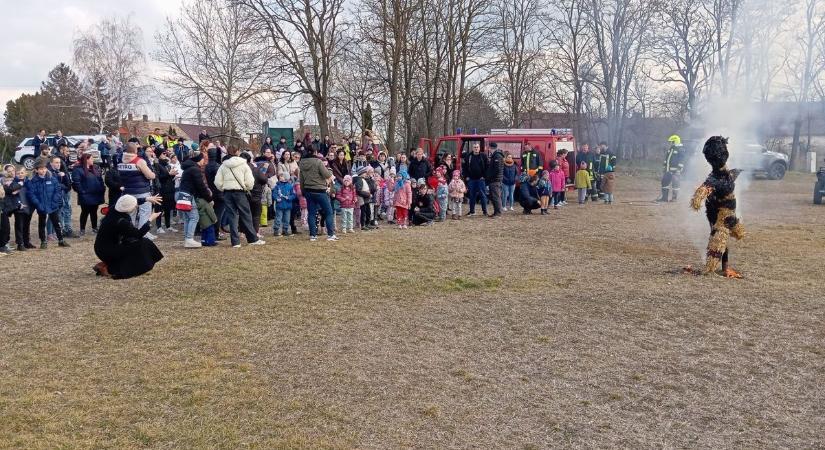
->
[0, 129, 619, 279]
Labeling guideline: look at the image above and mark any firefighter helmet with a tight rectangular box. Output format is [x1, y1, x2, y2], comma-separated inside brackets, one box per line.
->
[668, 134, 682, 146]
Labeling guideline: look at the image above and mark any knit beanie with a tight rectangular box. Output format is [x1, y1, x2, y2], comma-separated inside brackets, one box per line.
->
[115, 194, 138, 213]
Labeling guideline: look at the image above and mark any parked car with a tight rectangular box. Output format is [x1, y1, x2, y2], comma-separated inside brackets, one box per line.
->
[732, 143, 789, 180]
[14, 135, 103, 169]
[815, 166, 825, 205]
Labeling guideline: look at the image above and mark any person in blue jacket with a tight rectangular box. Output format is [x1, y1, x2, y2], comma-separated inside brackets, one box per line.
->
[272, 172, 296, 236]
[71, 153, 105, 236]
[26, 160, 70, 249]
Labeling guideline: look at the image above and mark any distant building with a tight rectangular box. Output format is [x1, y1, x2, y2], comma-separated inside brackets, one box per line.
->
[119, 114, 227, 143]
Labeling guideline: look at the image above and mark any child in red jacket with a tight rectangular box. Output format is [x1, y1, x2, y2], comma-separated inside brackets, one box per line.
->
[393, 171, 412, 228]
[548, 160, 567, 209]
[336, 175, 358, 233]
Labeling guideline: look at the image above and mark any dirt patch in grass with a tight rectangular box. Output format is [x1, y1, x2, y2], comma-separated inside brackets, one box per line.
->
[1, 171, 824, 448]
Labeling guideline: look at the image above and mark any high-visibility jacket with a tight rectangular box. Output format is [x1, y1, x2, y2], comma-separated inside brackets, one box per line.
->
[664, 145, 684, 173]
[146, 134, 164, 147]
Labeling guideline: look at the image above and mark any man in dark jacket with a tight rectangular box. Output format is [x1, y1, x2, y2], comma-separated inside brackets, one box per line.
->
[464, 143, 489, 216]
[408, 147, 432, 180]
[178, 153, 213, 248]
[486, 143, 504, 217]
[242, 152, 268, 234]
[204, 147, 224, 236]
[576, 144, 597, 201]
[518, 173, 541, 214]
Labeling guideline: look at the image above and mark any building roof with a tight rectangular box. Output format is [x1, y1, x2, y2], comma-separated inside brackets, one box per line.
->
[120, 118, 225, 142]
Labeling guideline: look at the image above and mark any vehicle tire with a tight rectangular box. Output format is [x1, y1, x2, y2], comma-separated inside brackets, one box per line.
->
[815, 182, 824, 205]
[767, 162, 786, 180]
[21, 156, 35, 170]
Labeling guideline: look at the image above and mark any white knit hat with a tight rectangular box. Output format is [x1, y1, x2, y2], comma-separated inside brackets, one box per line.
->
[115, 194, 138, 213]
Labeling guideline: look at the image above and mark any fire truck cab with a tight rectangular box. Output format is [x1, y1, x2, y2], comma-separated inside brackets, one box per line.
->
[418, 128, 578, 181]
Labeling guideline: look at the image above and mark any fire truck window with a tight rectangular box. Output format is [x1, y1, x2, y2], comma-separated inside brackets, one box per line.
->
[489, 141, 522, 158]
[436, 140, 457, 160]
[461, 139, 484, 155]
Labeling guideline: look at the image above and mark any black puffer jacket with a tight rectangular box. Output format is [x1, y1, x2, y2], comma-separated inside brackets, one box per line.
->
[249, 162, 269, 201]
[487, 149, 504, 183]
[179, 159, 212, 202]
[204, 149, 222, 201]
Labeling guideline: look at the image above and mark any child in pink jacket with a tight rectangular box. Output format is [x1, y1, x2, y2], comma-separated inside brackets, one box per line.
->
[393, 171, 412, 228]
[548, 160, 566, 209]
[335, 175, 358, 233]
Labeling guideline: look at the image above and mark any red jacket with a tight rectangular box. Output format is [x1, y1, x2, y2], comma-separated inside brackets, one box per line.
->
[556, 156, 571, 182]
[393, 181, 412, 209]
[336, 184, 358, 209]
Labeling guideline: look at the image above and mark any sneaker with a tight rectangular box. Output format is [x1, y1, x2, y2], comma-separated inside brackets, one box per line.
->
[47, 234, 57, 242]
[467, 212, 476, 216]
[273, 230, 282, 237]
[156, 227, 166, 234]
[232, 244, 242, 248]
[0, 246, 12, 255]
[184, 239, 202, 248]
[58, 240, 70, 248]
[327, 235, 339, 241]
[348, 228, 355, 233]
[250, 240, 266, 246]
[145, 232, 157, 241]
[79, 230, 86, 237]
[17, 244, 26, 252]
[91, 228, 98, 234]
[310, 236, 318, 242]
[342, 229, 347, 234]
[216, 233, 226, 241]
[40, 242, 48, 249]
[167, 227, 178, 233]
[25, 243, 36, 249]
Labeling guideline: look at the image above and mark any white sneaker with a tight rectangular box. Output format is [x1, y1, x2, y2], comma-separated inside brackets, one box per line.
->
[327, 235, 339, 241]
[310, 236, 318, 242]
[156, 227, 166, 234]
[145, 232, 157, 241]
[342, 229, 347, 234]
[167, 227, 178, 233]
[249, 239, 266, 246]
[232, 244, 241, 248]
[184, 239, 202, 248]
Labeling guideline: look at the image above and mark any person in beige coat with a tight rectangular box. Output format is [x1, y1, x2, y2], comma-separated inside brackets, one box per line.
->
[214, 148, 265, 248]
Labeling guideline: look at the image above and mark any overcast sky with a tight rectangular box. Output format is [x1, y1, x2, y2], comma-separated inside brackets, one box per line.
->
[0, 0, 182, 115]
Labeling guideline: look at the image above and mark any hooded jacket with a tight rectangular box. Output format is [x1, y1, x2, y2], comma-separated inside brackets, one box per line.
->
[336, 184, 358, 209]
[273, 180, 296, 210]
[179, 159, 213, 202]
[204, 149, 223, 201]
[393, 180, 412, 209]
[549, 168, 566, 192]
[71, 165, 105, 206]
[503, 161, 518, 186]
[487, 149, 504, 183]
[215, 156, 254, 192]
[26, 172, 63, 214]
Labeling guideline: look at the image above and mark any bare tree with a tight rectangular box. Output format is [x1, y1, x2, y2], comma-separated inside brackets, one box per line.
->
[490, 0, 547, 126]
[588, 0, 656, 153]
[358, 0, 421, 152]
[787, 0, 825, 168]
[73, 16, 146, 120]
[153, 0, 276, 135]
[653, 0, 716, 119]
[82, 73, 120, 133]
[547, 0, 595, 139]
[236, 0, 348, 138]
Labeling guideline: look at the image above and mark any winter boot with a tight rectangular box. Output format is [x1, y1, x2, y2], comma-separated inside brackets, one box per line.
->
[670, 191, 678, 202]
[656, 188, 669, 202]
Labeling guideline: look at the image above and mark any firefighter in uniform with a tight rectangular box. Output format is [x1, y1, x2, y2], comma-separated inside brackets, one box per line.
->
[521, 144, 543, 176]
[594, 141, 617, 199]
[658, 135, 684, 202]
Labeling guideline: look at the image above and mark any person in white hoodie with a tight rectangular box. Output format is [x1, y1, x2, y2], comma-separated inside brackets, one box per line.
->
[214, 147, 265, 248]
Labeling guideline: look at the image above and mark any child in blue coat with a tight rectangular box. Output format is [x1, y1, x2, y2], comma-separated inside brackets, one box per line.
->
[26, 161, 70, 249]
[272, 173, 296, 236]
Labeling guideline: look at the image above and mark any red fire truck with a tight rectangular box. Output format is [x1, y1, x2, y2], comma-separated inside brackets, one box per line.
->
[418, 128, 578, 180]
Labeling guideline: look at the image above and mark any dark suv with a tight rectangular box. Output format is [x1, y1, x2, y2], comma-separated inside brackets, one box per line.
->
[815, 166, 825, 204]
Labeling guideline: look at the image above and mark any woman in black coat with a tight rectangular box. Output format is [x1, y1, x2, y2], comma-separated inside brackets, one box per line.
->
[71, 153, 106, 235]
[93, 194, 163, 279]
[411, 183, 436, 226]
[153, 154, 178, 231]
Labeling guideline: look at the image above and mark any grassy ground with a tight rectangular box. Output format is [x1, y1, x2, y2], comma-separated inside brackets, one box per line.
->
[1, 171, 824, 448]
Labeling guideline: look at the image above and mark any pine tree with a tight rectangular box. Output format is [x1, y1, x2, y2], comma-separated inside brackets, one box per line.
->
[82, 72, 120, 133]
[40, 63, 91, 134]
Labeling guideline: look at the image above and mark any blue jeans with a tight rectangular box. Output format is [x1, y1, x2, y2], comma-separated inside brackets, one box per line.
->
[305, 190, 335, 237]
[467, 179, 488, 214]
[177, 192, 200, 240]
[60, 191, 73, 233]
[502, 184, 515, 209]
[274, 208, 291, 235]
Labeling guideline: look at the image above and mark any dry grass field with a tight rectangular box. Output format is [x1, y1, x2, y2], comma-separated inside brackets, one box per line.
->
[1, 169, 823, 448]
